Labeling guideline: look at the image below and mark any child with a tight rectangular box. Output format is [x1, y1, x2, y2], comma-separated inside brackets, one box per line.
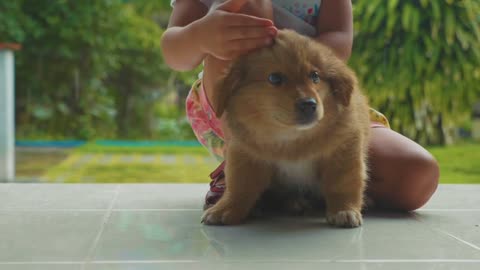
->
[161, 0, 439, 212]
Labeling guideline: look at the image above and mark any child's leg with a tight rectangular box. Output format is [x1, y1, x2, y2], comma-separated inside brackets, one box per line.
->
[367, 127, 440, 211]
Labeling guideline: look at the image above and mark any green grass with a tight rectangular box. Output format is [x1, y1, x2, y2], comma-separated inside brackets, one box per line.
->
[75, 142, 210, 155]
[75, 163, 214, 183]
[45, 160, 216, 183]
[15, 142, 480, 183]
[427, 143, 480, 184]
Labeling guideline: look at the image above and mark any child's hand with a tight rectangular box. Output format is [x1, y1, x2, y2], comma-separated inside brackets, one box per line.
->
[196, 0, 277, 60]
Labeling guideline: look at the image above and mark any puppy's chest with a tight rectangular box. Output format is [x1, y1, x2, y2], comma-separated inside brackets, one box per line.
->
[273, 160, 320, 187]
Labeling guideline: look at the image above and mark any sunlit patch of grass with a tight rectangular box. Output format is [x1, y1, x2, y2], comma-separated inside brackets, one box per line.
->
[42, 152, 218, 183]
[67, 163, 215, 183]
[15, 142, 480, 184]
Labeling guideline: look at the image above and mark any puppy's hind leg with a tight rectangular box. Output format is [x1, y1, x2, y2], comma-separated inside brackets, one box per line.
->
[202, 146, 273, 225]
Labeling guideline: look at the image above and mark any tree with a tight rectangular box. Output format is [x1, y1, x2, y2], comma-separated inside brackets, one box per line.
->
[351, 0, 480, 145]
[1, 0, 185, 139]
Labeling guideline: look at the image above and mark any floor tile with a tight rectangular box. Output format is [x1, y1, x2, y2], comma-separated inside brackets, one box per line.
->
[422, 185, 480, 210]
[416, 211, 480, 249]
[0, 184, 118, 210]
[113, 184, 205, 210]
[1, 183, 479, 270]
[92, 210, 480, 262]
[0, 210, 106, 262]
[339, 211, 480, 260]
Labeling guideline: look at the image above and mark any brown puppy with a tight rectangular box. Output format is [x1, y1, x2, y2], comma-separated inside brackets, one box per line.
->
[202, 30, 370, 228]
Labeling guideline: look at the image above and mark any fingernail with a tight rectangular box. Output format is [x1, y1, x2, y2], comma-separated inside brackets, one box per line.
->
[263, 19, 274, 26]
[268, 28, 277, 36]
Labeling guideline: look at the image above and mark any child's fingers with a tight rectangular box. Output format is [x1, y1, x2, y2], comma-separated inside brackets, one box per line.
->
[227, 26, 277, 41]
[226, 13, 274, 26]
[229, 37, 273, 57]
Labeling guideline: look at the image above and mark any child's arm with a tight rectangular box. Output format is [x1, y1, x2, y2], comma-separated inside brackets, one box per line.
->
[315, 0, 353, 61]
[161, 0, 276, 72]
[161, 0, 208, 71]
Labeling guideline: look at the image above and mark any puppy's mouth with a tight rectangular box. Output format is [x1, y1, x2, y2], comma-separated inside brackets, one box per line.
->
[296, 119, 318, 130]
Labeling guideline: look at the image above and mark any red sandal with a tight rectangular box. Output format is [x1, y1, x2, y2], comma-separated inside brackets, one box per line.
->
[204, 161, 226, 210]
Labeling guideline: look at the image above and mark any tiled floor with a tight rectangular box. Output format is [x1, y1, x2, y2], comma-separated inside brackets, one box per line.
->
[0, 184, 479, 270]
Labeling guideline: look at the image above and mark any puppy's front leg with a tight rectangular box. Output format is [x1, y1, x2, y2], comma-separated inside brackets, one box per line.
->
[321, 156, 367, 228]
[202, 145, 273, 225]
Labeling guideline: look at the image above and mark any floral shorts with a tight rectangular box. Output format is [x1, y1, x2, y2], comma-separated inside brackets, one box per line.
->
[186, 80, 390, 162]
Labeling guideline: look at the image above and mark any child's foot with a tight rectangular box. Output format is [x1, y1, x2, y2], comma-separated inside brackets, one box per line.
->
[204, 161, 226, 210]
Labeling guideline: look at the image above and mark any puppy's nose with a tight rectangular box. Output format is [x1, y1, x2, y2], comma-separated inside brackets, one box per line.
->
[295, 98, 317, 125]
[296, 98, 317, 116]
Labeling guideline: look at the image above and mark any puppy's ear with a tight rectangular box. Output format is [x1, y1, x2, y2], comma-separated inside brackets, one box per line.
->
[326, 61, 356, 107]
[212, 61, 244, 118]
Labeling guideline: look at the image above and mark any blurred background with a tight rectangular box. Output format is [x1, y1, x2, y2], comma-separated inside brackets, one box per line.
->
[1, 0, 479, 183]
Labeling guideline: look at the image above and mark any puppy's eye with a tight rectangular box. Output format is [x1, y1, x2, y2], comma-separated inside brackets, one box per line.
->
[268, 72, 284, 86]
[310, 71, 321, 84]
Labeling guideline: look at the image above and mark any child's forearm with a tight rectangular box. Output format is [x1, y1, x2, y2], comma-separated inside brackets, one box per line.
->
[314, 0, 353, 62]
[161, 21, 206, 71]
[314, 31, 353, 62]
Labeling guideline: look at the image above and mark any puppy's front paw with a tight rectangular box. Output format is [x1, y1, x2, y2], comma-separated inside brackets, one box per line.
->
[327, 210, 362, 228]
[201, 205, 247, 225]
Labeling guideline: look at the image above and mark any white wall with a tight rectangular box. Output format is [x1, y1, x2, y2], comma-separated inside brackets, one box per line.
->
[0, 50, 15, 182]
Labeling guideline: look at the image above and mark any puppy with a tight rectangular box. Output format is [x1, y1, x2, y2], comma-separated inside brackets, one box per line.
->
[202, 30, 370, 228]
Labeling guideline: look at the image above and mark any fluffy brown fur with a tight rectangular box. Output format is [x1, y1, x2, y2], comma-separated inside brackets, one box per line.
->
[202, 30, 370, 228]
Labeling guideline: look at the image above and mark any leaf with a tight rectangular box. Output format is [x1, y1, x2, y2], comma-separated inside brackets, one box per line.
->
[401, 4, 412, 31]
[445, 9, 456, 45]
[387, 0, 400, 14]
[431, 0, 441, 21]
[32, 106, 53, 120]
[57, 103, 70, 115]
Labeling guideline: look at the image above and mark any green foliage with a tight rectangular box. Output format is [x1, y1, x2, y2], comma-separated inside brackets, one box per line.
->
[1, 0, 194, 140]
[0, 1, 32, 43]
[4, 0, 480, 144]
[351, 0, 480, 145]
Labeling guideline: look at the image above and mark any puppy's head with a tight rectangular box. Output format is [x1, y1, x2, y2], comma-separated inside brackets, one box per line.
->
[213, 30, 357, 140]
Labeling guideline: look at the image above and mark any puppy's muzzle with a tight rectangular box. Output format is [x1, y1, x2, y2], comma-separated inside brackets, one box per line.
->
[295, 97, 317, 126]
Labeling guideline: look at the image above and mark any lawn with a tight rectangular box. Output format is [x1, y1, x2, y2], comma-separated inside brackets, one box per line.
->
[15, 142, 480, 183]
[427, 143, 480, 184]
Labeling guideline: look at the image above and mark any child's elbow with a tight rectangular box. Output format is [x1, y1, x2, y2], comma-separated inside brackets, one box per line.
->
[336, 43, 352, 62]
[160, 31, 200, 71]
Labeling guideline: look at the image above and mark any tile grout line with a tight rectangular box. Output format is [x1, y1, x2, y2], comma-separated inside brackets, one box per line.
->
[81, 185, 121, 270]
[1, 208, 480, 212]
[412, 211, 480, 252]
[0, 208, 202, 212]
[434, 228, 480, 251]
[413, 209, 480, 252]
[2, 259, 480, 265]
[89, 259, 480, 263]
[418, 209, 480, 212]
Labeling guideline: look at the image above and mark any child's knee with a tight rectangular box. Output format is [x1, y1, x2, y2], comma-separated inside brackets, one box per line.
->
[393, 154, 440, 211]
